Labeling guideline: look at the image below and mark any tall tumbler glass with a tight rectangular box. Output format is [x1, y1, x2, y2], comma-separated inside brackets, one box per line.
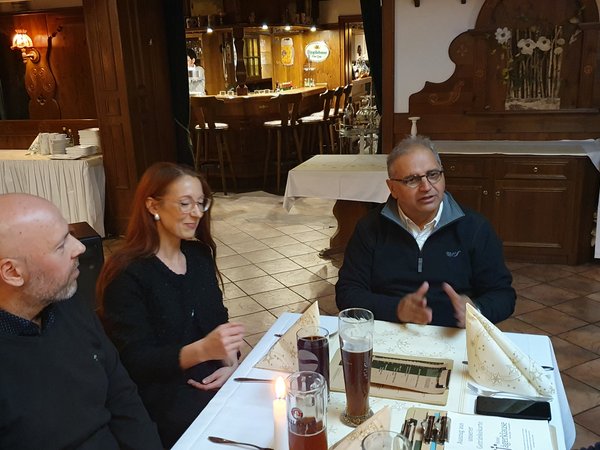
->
[338, 308, 374, 427]
[287, 371, 328, 450]
[296, 326, 330, 396]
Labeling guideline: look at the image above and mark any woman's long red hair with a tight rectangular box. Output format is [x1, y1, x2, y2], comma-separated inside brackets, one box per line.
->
[96, 162, 218, 313]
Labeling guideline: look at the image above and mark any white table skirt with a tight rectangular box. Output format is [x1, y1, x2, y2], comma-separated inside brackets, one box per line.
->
[173, 313, 575, 450]
[0, 150, 106, 237]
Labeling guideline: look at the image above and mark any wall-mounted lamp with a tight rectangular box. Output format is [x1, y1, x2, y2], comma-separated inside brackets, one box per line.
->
[10, 29, 40, 63]
[262, 23, 269, 31]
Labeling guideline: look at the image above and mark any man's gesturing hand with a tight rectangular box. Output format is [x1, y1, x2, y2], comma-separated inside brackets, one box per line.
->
[396, 281, 432, 324]
[442, 282, 475, 328]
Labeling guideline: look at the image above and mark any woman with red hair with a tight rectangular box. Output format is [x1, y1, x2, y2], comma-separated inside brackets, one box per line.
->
[97, 162, 244, 448]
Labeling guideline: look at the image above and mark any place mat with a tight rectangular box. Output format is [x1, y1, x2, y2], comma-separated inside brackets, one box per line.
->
[329, 406, 391, 450]
[330, 350, 452, 406]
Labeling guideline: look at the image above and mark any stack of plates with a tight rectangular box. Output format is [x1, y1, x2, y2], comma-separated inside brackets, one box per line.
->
[66, 145, 98, 157]
[78, 128, 101, 152]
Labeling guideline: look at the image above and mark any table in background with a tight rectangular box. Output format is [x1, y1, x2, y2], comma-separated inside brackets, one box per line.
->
[283, 154, 389, 255]
[173, 313, 575, 450]
[0, 150, 105, 236]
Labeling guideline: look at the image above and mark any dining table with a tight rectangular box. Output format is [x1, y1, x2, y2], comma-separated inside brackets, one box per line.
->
[0, 150, 105, 236]
[173, 312, 575, 450]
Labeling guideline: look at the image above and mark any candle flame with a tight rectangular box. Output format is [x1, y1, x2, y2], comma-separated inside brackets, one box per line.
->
[275, 376, 286, 399]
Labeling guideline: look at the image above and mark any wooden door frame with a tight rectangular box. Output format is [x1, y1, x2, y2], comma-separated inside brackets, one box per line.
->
[381, 0, 395, 154]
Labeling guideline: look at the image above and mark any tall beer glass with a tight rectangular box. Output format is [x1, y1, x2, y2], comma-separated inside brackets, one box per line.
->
[338, 308, 374, 427]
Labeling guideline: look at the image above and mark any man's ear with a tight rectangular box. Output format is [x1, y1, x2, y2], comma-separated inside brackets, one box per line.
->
[0, 258, 25, 287]
[386, 179, 398, 199]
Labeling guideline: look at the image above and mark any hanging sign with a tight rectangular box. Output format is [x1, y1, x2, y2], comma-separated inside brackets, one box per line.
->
[304, 41, 330, 63]
[281, 37, 294, 66]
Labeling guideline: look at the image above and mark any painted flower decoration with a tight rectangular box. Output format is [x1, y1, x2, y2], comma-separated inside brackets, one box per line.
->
[536, 36, 551, 52]
[495, 27, 511, 45]
[518, 38, 536, 55]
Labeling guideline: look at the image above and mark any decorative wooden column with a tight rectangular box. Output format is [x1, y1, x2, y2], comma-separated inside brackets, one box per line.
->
[233, 25, 248, 96]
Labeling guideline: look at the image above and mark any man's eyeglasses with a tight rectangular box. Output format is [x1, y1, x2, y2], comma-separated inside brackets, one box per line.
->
[389, 169, 444, 189]
[167, 197, 212, 213]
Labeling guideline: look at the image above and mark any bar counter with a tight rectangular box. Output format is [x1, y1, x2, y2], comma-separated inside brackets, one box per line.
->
[191, 85, 326, 191]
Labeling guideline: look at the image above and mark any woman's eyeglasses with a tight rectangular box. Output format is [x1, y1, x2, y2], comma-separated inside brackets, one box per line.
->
[178, 197, 212, 213]
[390, 169, 444, 189]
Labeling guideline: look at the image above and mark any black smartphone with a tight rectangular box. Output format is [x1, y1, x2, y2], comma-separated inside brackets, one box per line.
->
[475, 396, 551, 421]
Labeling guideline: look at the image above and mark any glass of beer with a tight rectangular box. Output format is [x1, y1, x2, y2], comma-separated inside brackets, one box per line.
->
[361, 431, 409, 450]
[338, 308, 374, 427]
[286, 371, 328, 450]
[296, 326, 330, 396]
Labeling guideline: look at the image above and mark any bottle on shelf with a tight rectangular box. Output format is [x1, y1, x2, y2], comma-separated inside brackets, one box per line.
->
[343, 96, 354, 129]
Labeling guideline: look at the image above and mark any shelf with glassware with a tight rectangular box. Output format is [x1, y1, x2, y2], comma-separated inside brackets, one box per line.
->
[337, 94, 380, 154]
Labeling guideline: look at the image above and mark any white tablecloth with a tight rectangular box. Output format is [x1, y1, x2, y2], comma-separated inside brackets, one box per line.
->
[283, 154, 389, 211]
[0, 150, 106, 237]
[173, 313, 575, 450]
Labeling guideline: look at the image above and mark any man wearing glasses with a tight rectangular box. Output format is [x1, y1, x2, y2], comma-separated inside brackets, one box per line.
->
[336, 136, 515, 328]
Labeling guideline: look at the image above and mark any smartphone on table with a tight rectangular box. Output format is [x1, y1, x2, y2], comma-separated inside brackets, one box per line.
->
[475, 396, 551, 421]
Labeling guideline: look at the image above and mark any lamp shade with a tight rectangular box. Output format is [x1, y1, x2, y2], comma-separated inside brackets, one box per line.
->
[12, 30, 33, 49]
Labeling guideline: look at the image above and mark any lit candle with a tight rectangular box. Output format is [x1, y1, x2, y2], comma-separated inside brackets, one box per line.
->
[273, 376, 288, 450]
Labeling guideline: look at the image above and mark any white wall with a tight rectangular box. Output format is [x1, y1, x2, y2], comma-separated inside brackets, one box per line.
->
[319, 0, 361, 24]
[394, 0, 600, 113]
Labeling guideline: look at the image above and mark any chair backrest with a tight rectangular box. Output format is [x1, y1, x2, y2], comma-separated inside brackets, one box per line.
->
[342, 84, 353, 111]
[271, 92, 303, 129]
[331, 86, 344, 117]
[190, 96, 224, 130]
[320, 89, 335, 120]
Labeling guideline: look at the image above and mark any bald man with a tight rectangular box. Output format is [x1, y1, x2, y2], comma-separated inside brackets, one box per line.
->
[0, 194, 162, 450]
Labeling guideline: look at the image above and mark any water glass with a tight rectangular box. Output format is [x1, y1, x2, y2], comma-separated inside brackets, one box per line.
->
[361, 431, 410, 450]
[338, 308, 374, 427]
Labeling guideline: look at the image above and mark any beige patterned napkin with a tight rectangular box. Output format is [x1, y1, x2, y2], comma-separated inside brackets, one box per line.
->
[466, 303, 554, 397]
[330, 406, 391, 450]
[255, 301, 320, 372]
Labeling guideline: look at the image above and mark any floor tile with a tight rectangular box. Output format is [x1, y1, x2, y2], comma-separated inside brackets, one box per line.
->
[566, 358, 600, 390]
[550, 337, 600, 371]
[251, 288, 307, 309]
[235, 276, 285, 295]
[553, 297, 600, 323]
[585, 291, 600, 302]
[289, 252, 330, 267]
[290, 280, 336, 300]
[217, 254, 250, 270]
[307, 238, 332, 251]
[505, 261, 531, 271]
[246, 228, 285, 240]
[275, 224, 315, 234]
[579, 265, 600, 282]
[574, 405, 600, 436]
[274, 243, 316, 257]
[255, 258, 303, 274]
[514, 264, 574, 282]
[216, 244, 237, 257]
[549, 275, 600, 297]
[241, 248, 285, 264]
[244, 332, 267, 348]
[214, 231, 252, 245]
[271, 268, 323, 287]
[228, 239, 270, 254]
[238, 341, 253, 362]
[513, 295, 545, 315]
[306, 262, 340, 280]
[234, 311, 277, 336]
[572, 423, 600, 449]
[291, 230, 330, 242]
[560, 325, 600, 354]
[495, 317, 546, 335]
[259, 235, 299, 248]
[316, 294, 340, 316]
[221, 265, 268, 282]
[516, 308, 588, 335]
[562, 373, 600, 415]
[270, 301, 312, 317]
[510, 273, 540, 290]
[517, 283, 579, 306]
[224, 296, 265, 318]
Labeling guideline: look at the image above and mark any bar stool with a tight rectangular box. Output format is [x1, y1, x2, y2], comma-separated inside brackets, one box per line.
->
[263, 92, 303, 193]
[298, 89, 335, 155]
[190, 96, 237, 195]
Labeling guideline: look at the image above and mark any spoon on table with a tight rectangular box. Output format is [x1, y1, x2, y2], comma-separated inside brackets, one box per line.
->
[233, 377, 273, 383]
[208, 435, 274, 450]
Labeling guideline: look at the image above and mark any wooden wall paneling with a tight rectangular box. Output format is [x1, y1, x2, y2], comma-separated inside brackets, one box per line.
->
[271, 33, 303, 88]
[45, 9, 96, 119]
[201, 31, 227, 94]
[0, 118, 98, 149]
[308, 29, 341, 88]
[381, 0, 394, 152]
[577, 23, 600, 108]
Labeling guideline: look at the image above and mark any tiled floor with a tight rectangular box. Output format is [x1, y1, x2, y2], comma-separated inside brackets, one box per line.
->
[103, 191, 600, 449]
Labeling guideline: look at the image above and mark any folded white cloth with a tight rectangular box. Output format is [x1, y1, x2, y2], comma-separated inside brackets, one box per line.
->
[255, 301, 320, 372]
[466, 303, 555, 397]
[330, 406, 391, 450]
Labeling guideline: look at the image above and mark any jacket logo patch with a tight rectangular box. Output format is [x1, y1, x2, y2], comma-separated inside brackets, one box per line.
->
[446, 250, 461, 257]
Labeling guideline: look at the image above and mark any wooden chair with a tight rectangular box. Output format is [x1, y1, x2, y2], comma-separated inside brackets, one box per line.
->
[190, 96, 237, 195]
[263, 93, 303, 193]
[298, 89, 335, 155]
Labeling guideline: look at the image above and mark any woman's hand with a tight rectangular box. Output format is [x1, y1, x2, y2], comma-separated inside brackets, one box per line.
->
[180, 322, 245, 369]
[187, 353, 239, 390]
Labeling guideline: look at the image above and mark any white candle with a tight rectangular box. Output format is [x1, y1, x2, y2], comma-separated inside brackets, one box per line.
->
[273, 376, 288, 450]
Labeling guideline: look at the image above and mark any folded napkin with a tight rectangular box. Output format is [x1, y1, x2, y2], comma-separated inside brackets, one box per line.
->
[466, 303, 554, 397]
[330, 406, 391, 450]
[255, 301, 320, 372]
[28, 134, 41, 154]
